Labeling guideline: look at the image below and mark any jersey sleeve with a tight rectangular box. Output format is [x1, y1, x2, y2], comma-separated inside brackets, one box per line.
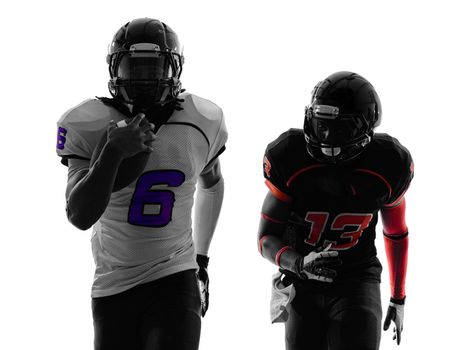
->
[207, 108, 228, 165]
[56, 99, 121, 166]
[263, 132, 294, 201]
[56, 100, 93, 166]
[385, 139, 414, 207]
[187, 93, 228, 167]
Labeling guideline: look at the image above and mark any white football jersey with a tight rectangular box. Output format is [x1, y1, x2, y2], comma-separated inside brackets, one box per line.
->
[57, 93, 227, 297]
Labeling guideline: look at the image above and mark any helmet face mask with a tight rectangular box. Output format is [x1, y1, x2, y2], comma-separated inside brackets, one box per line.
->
[107, 19, 184, 109]
[304, 72, 381, 164]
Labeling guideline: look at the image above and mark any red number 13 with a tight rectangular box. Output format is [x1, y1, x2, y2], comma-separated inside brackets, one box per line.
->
[304, 212, 373, 250]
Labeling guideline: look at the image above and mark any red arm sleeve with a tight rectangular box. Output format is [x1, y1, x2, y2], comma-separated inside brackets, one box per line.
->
[381, 197, 409, 300]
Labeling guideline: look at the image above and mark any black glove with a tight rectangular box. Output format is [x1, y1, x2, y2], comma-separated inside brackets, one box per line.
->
[196, 254, 209, 317]
[383, 297, 405, 345]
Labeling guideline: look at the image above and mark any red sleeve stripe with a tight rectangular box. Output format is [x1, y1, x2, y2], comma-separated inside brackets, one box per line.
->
[275, 246, 292, 266]
[258, 235, 269, 255]
[261, 213, 286, 224]
[265, 180, 293, 203]
[355, 168, 393, 198]
[286, 164, 325, 187]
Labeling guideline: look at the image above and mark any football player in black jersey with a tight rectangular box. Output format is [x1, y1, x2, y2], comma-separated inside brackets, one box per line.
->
[258, 71, 413, 350]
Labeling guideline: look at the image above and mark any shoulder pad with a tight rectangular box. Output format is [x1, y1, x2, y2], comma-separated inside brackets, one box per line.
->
[56, 99, 126, 161]
[172, 93, 228, 164]
[266, 129, 303, 155]
[369, 133, 414, 205]
[263, 129, 304, 194]
[371, 134, 412, 170]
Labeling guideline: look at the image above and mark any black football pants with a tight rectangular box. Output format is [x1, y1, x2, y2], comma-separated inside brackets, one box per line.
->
[285, 281, 382, 350]
[92, 269, 201, 350]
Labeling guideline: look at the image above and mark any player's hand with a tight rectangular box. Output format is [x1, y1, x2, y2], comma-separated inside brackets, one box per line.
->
[383, 298, 405, 345]
[107, 113, 156, 159]
[196, 254, 210, 317]
[296, 245, 341, 282]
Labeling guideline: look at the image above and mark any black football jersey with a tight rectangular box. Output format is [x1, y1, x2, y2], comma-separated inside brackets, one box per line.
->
[263, 129, 414, 283]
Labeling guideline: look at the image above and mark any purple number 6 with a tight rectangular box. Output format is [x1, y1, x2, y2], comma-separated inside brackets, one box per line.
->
[56, 127, 67, 150]
[128, 170, 185, 227]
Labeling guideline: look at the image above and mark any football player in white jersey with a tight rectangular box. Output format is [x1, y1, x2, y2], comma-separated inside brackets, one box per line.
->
[56, 18, 227, 350]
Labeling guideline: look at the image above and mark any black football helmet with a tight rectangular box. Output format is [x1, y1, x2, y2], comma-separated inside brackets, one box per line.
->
[107, 18, 184, 108]
[304, 71, 381, 163]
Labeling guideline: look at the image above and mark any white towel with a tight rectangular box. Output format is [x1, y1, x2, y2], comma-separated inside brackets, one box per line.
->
[270, 272, 296, 323]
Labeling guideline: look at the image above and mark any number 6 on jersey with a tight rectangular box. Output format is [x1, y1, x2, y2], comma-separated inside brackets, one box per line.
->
[128, 170, 185, 227]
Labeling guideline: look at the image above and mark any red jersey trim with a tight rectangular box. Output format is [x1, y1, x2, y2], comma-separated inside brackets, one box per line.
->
[275, 246, 292, 266]
[258, 235, 269, 255]
[286, 164, 325, 187]
[261, 213, 286, 225]
[265, 180, 293, 203]
[355, 168, 393, 198]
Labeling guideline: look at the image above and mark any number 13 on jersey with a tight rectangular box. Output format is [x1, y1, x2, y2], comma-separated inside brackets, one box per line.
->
[304, 212, 373, 250]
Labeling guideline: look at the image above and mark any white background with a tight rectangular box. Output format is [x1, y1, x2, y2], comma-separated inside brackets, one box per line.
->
[1, 0, 466, 349]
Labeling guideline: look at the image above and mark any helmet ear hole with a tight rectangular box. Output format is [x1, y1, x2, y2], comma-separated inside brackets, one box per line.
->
[304, 72, 381, 163]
